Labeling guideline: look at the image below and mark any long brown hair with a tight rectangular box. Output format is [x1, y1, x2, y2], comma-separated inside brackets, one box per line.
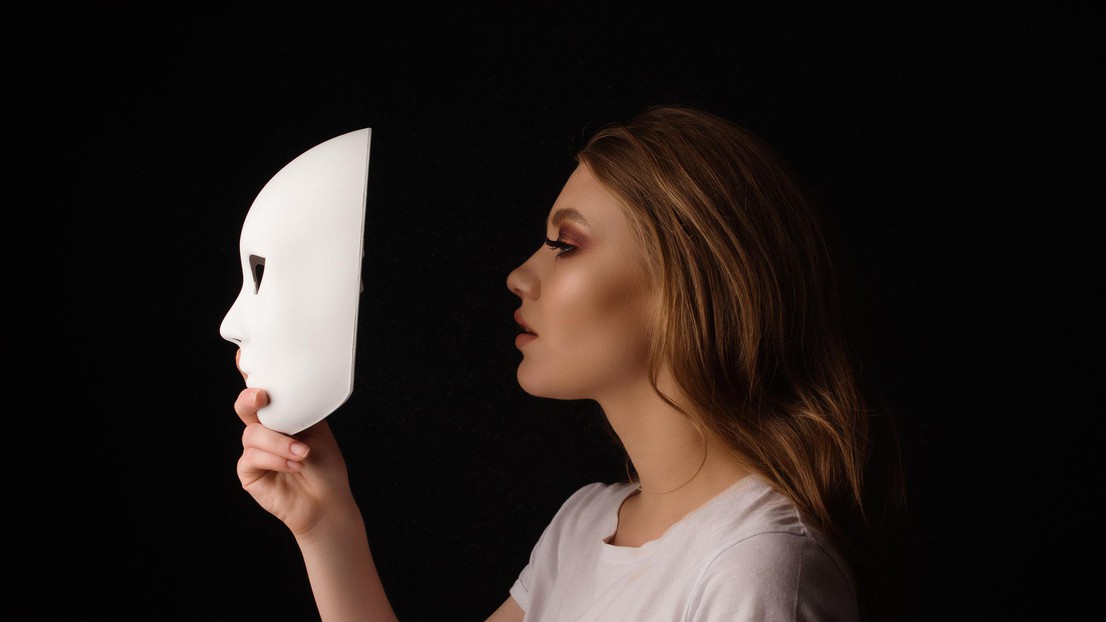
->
[577, 105, 906, 621]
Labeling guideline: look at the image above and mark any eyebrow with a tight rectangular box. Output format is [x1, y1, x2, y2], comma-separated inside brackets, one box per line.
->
[549, 207, 589, 228]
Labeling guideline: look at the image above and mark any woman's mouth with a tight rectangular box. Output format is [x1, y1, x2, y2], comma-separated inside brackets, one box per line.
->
[514, 310, 537, 336]
[514, 310, 537, 347]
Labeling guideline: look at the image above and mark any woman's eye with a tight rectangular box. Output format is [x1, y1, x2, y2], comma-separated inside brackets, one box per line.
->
[544, 237, 577, 256]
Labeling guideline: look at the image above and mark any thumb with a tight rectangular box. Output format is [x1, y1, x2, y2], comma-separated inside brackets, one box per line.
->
[234, 388, 268, 426]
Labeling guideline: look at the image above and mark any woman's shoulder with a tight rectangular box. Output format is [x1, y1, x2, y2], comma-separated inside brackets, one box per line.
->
[672, 476, 855, 585]
[701, 475, 828, 543]
[686, 477, 860, 619]
[689, 530, 859, 621]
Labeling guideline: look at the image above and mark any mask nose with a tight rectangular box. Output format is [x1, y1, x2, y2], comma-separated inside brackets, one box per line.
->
[219, 293, 248, 345]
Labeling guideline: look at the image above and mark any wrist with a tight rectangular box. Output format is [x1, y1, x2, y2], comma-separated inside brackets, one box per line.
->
[294, 497, 367, 550]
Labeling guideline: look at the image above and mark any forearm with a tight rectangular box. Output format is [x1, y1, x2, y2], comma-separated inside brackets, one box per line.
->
[295, 500, 399, 622]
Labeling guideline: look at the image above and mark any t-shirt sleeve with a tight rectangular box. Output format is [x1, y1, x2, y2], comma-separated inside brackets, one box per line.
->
[506, 494, 570, 614]
[507, 483, 611, 616]
[687, 531, 859, 622]
[509, 557, 534, 613]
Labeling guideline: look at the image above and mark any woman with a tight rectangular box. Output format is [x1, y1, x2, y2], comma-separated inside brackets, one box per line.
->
[233, 105, 905, 621]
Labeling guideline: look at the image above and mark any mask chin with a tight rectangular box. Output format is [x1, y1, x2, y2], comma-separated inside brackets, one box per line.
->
[220, 127, 372, 434]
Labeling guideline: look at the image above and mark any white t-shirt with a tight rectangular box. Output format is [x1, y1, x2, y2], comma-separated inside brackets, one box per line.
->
[509, 475, 858, 621]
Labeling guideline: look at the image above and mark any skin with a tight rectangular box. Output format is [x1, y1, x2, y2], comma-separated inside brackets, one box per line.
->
[233, 163, 746, 622]
[234, 353, 399, 622]
[506, 164, 748, 546]
[507, 165, 659, 401]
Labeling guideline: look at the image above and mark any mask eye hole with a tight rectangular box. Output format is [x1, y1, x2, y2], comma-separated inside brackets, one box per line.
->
[249, 254, 266, 293]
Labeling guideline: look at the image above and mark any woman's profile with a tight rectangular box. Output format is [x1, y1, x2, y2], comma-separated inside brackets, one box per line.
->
[231, 105, 906, 621]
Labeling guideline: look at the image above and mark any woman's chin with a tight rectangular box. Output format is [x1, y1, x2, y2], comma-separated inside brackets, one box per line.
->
[515, 369, 585, 401]
[515, 371, 545, 397]
[516, 366, 556, 398]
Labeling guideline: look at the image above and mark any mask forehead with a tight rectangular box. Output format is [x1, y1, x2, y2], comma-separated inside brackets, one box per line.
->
[221, 128, 371, 434]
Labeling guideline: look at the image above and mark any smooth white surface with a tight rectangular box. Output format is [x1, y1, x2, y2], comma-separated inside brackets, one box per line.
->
[220, 128, 371, 434]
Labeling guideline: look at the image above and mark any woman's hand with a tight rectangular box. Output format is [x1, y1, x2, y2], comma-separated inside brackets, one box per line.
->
[233, 352, 357, 536]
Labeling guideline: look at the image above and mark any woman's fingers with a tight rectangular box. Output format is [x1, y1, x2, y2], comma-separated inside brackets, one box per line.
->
[234, 388, 268, 425]
[239, 446, 306, 479]
[241, 421, 311, 460]
[238, 421, 312, 478]
[234, 387, 312, 472]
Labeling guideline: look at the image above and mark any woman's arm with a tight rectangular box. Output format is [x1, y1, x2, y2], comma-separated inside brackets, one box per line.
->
[294, 499, 399, 622]
[233, 351, 515, 621]
[485, 596, 524, 622]
[234, 386, 399, 621]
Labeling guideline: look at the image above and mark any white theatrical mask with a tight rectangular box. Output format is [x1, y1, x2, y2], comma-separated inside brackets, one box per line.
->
[220, 128, 371, 434]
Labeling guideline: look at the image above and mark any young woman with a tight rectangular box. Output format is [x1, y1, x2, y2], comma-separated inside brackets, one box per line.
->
[232, 105, 905, 621]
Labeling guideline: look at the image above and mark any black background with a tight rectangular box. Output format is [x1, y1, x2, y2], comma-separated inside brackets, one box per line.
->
[24, 2, 1100, 620]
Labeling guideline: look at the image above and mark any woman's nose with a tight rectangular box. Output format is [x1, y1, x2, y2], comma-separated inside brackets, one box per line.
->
[506, 250, 542, 300]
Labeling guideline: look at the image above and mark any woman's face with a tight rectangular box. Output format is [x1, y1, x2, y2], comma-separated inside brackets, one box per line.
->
[507, 163, 660, 400]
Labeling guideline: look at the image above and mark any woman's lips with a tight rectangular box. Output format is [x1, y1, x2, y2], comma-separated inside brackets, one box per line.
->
[514, 310, 537, 335]
[514, 310, 537, 347]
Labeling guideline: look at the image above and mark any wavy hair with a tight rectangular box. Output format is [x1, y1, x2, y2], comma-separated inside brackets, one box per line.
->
[577, 105, 906, 621]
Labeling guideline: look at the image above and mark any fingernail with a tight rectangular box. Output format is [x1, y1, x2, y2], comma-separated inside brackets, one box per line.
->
[251, 389, 263, 406]
[286, 460, 303, 471]
[290, 443, 309, 457]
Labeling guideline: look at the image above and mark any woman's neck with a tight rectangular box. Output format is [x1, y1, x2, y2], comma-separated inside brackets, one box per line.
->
[595, 372, 749, 516]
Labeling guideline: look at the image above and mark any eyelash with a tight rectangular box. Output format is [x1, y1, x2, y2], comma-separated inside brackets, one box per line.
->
[544, 236, 577, 256]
